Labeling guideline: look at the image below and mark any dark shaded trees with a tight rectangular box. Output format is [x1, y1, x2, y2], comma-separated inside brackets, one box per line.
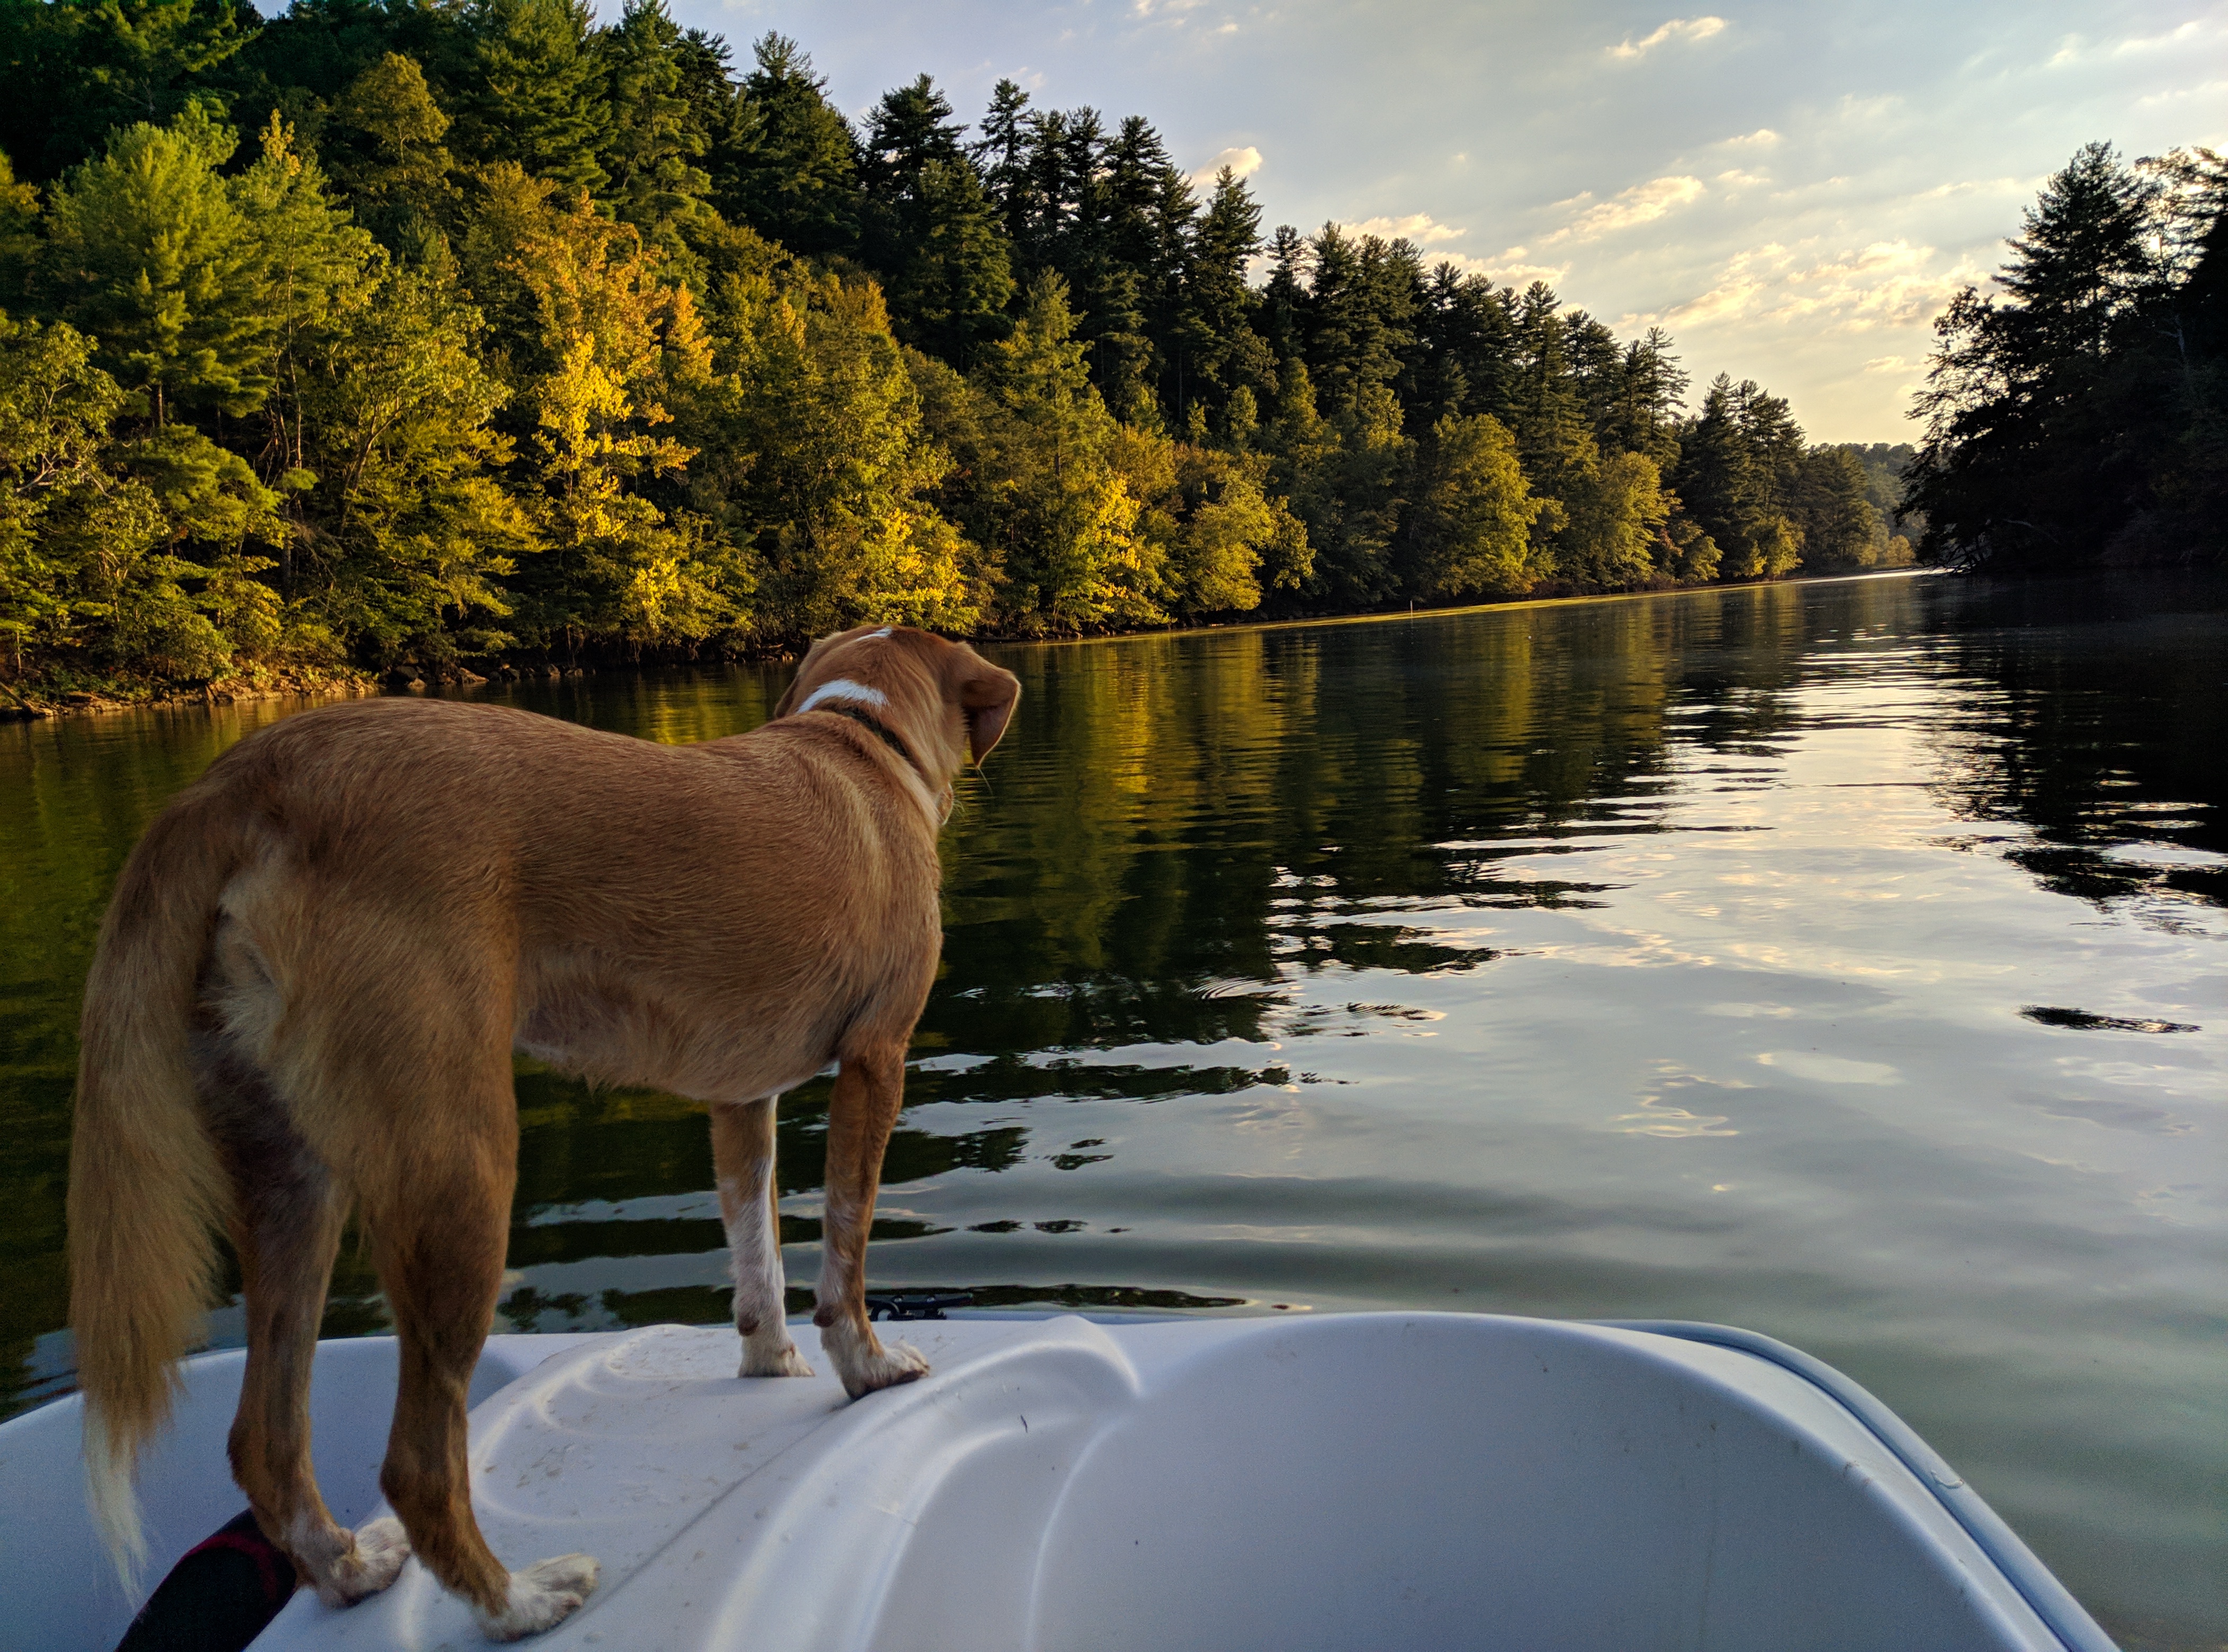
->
[716, 33, 856, 259]
[1906, 141, 2227, 569]
[859, 76, 1012, 364]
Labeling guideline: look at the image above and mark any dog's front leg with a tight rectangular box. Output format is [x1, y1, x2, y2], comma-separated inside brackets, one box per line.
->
[813, 1044, 931, 1399]
[711, 1097, 813, 1378]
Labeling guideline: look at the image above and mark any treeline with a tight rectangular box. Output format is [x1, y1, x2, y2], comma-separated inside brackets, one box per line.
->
[0, 0, 1900, 700]
[1909, 142, 2226, 570]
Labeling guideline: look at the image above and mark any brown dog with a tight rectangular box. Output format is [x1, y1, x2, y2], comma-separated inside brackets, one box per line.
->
[66, 625, 1019, 1639]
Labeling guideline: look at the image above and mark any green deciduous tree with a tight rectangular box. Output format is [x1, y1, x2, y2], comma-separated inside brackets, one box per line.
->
[506, 198, 740, 652]
[326, 51, 460, 253]
[295, 264, 537, 668]
[702, 265, 977, 635]
[1399, 412, 1541, 599]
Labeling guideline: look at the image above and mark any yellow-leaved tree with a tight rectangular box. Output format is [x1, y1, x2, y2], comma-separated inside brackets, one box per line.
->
[505, 188, 749, 654]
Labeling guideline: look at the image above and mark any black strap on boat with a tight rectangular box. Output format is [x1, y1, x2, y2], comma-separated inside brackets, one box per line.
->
[814, 702, 923, 778]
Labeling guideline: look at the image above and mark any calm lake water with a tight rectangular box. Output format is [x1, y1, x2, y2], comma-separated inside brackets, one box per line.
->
[2, 571, 2223, 1646]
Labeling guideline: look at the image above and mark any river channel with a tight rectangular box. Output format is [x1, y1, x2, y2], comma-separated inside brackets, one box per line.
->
[2, 570, 2221, 1646]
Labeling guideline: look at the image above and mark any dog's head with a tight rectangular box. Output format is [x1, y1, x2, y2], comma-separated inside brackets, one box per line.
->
[773, 627, 1021, 794]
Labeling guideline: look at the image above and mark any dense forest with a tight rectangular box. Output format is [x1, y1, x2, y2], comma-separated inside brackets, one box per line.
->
[0, 0, 1911, 703]
[1909, 142, 2226, 571]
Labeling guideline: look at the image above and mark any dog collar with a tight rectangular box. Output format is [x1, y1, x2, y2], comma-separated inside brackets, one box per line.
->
[813, 702, 923, 777]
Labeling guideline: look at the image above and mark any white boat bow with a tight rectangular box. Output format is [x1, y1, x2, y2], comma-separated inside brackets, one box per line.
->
[0, 1312, 2116, 1651]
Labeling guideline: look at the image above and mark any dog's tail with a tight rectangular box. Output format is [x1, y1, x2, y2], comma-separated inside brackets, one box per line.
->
[68, 784, 245, 1591]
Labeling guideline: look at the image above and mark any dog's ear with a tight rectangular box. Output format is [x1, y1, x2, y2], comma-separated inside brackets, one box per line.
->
[772, 632, 842, 719]
[950, 653, 1020, 765]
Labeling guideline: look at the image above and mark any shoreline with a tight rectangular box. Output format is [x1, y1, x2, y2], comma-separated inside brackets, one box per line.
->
[1, 568, 1937, 725]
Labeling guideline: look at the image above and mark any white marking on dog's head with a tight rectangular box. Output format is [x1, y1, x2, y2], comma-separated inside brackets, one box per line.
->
[868, 627, 893, 638]
[798, 678, 888, 713]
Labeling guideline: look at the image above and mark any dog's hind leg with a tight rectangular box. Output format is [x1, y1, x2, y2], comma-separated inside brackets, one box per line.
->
[711, 1098, 813, 1378]
[222, 1124, 410, 1603]
[811, 1044, 931, 1400]
[200, 1027, 411, 1607]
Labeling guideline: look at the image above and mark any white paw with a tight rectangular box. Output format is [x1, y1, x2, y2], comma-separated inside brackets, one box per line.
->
[316, 1516, 411, 1607]
[838, 1336, 930, 1400]
[474, 1552, 600, 1642]
[739, 1336, 815, 1378]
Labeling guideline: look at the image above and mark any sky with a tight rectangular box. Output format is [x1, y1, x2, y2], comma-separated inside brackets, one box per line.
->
[662, 1, 2228, 442]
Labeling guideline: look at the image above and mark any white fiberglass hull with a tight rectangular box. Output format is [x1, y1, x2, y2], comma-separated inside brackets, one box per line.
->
[1, 1313, 2114, 1651]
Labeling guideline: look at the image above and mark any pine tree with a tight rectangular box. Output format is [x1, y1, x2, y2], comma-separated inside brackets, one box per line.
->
[39, 107, 275, 425]
[1506, 283, 1586, 488]
[462, 0, 612, 197]
[599, 0, 716, 255]
[1792, 445, 1881, 570]
[1173, 166, 1272, 432]
[1412, 264, 1515, 426]
[1600, 327, 1686, 466]
[1908, 142, 2168, 566]
[859, 76, 1013, 364]
[1304, 225, 1418, 419]
[1672, 373, 1802, 579]
[883, 160, 1014, 365]
[969, 78, 1034, 247]
[718, 33, 857, 258]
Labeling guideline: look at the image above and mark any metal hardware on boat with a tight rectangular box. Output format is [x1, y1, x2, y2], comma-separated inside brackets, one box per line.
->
[865, 1291, 974, 1321]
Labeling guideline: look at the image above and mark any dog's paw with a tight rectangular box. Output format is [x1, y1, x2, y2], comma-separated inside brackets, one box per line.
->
[316, 1516, 412, 1608]
[739, 1336, 815, 1378]
[838, 1336, 930, 1400]
[474, 1552, 600, 1642]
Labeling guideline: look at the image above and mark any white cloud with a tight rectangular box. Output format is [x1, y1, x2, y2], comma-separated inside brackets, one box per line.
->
[1345, 211, 1468, 246]
[1487, 258, 1575, 284]
[1714, 168, 1769, 190]
[1542, 175, 1706, 244]
[1446, 247, 1573, 284]
[1719, 129, 1780, 149]
[2112, 19, 2214, 56]
[1189, 145, 1263, 190]
[2139, 77, 2228, 108]
[1863, 356, 1914, 373]
[1610, 16, 1727, 60]
[1650, 239, 1983, 336]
